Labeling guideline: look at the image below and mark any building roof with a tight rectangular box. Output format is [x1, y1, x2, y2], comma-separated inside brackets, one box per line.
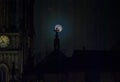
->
[36, 50, 120, 74]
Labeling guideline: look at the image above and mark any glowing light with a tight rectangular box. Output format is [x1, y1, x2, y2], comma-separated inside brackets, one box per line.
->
[55, 24, 63, 32]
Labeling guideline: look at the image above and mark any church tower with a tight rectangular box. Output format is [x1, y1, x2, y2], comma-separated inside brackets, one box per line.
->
[0, 0, 35, 82]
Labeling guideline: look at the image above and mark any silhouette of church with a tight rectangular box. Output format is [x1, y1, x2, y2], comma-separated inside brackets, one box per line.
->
[36, 45, 120, 82]
[36, 24, 120, 82]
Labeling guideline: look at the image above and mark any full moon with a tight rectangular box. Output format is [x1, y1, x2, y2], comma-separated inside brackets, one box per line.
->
[55, 24, 63, 32]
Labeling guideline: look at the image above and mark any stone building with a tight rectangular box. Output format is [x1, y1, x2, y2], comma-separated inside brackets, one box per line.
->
[0, 0, 35, 82]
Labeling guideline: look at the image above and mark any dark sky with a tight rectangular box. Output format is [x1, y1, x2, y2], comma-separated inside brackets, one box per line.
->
[34, 0, 120, 57]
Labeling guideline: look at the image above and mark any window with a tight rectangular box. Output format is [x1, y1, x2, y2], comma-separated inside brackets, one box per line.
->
[0, 64, 8, 82]
[0, 66, 7, 82]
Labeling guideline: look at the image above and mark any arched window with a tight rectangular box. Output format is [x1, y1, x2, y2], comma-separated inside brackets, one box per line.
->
[0, 64, 8, 82]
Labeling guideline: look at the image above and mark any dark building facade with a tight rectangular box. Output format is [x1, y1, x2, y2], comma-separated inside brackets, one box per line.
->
[36, 50, 120, 82]
[0, 0, 35, 82]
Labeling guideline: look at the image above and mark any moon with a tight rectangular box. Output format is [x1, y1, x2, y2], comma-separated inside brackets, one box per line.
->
[55, 24, 63, 32]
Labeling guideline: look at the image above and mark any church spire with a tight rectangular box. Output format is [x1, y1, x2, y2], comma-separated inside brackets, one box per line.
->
[54, 31, 60, 51]
[54, 24, 63, 51]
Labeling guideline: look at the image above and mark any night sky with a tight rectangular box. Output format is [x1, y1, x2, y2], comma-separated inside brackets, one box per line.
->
[34, 0, 120, 57]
